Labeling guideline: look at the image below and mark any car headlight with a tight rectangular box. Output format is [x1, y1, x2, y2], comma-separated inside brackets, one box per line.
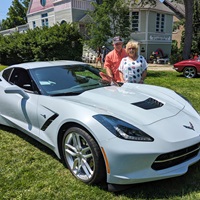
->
[93, 115, 154, 142]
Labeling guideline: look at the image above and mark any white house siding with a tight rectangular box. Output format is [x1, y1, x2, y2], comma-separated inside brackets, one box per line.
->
[17, 24, 29, 33]
[27, 8, 55, 29]
[55, 9, 73, 23]
[0, 28, 18, 36]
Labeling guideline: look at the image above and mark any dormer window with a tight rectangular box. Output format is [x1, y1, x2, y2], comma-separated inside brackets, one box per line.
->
[40, 0, 46, 7]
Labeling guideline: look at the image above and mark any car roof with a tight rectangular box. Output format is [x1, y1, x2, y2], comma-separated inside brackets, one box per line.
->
[6, 60, 87, 70]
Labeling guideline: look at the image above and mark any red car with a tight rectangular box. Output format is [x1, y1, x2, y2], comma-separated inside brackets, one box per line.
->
[173, 58, 200, 78]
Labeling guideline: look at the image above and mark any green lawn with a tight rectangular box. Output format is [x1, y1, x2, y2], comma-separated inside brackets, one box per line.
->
[0, 65, 7, 71]
[1, 66, 200, 199]
[146, 70, 200, 112]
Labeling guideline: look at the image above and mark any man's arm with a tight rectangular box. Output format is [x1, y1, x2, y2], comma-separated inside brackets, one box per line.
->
[105, 67, 113, 79]
[104, 53, 114, 79]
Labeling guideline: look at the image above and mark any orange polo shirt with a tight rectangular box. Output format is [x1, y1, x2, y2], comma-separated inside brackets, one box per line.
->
[104, 48, 127, 82]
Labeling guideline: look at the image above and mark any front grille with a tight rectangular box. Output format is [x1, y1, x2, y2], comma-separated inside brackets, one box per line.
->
[151, 143, 200, 170]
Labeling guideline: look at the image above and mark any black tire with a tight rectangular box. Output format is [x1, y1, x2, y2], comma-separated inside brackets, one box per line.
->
[61, 126, 106, 184]
[183, 67, 197, 78]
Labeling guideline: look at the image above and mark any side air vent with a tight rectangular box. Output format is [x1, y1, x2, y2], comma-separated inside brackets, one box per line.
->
[132, 98, 164, 110]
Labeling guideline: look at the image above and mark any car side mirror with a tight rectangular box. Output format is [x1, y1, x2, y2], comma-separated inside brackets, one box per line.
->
[4, 86, 30, 99]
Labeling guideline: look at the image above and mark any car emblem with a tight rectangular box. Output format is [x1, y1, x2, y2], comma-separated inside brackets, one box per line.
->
[40, 114, 46, 119]
[183, 122, 195, 131]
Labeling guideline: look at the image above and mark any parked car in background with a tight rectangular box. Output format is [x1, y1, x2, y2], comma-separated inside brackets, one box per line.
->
[173, 57, 200, 78]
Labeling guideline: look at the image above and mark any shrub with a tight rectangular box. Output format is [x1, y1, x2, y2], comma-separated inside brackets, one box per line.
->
[0, 23, 83, 65]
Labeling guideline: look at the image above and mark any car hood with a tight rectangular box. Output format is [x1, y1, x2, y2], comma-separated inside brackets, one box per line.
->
[62, 83, 186, 125]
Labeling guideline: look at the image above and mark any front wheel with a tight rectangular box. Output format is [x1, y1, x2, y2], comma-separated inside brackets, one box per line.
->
[183, 67, 197, 78]
[61, 126, 106, 184]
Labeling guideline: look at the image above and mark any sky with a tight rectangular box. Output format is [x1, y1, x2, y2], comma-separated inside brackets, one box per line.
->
[0, 0, 13, 21]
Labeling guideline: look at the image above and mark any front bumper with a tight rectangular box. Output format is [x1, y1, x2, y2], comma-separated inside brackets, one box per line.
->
[100, 110, 200, 185]
[102, 138, 200, 185]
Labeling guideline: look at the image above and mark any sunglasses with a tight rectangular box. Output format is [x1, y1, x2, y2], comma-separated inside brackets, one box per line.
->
[128, 47, 136, 50]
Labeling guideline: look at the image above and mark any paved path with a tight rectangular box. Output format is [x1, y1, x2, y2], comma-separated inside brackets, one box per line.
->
[92, 63, 174, 71]
[148, 63, 174, 71]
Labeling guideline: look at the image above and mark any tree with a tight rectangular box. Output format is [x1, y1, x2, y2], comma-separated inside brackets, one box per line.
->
[87, 0, 131, 49]
[0, 23, 83, 65]
[1, 0, 30, 30]
[172, 0, 199, 59]
[182, 0, 194, 59]
[0, 21, 3, 30]
[192, 0, 200, 54]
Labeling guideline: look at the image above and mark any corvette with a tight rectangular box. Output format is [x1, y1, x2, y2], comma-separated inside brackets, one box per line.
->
[0, 60, 200, 191]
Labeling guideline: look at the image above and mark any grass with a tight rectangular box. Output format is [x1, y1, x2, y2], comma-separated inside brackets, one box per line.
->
[1, 65, 200, 199]
[0, 65, 7, 71]
[146, 70, 200, 112]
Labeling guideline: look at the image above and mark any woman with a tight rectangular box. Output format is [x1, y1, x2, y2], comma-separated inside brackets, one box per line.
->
[118, 40, 147, 83]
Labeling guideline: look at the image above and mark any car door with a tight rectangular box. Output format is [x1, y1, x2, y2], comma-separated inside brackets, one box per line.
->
[0, 67, 40, 137]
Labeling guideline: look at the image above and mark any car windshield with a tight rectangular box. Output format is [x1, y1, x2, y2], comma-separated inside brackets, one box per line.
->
[30, 64, 111, 96]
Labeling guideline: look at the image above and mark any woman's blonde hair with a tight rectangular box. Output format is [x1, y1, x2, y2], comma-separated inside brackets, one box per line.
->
[125, 40, 139, 54]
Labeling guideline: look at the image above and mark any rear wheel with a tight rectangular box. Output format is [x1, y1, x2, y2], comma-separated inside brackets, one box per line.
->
[61, 126, 106, 184]
[183, 67, 197, 78]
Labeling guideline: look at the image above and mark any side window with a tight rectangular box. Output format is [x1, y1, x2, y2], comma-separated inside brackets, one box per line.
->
[9, 68, 33, 91]
[2, 68, 13, 81]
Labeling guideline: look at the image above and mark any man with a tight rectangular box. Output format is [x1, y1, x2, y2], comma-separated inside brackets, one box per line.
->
[104, 36, 127, 82]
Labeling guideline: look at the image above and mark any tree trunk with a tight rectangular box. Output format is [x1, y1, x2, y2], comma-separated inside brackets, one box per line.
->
[182, 0, 194, 59]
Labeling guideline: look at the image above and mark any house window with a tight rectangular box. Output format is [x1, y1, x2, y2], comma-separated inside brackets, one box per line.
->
[42, 18, 49, 27]
[32, 21, 36, 29]
[131, 12, 139, 31]
[156, 13, 165, 32]
[40, 0, 46, 7]
[41, 13, 48, 18]
[61, 20, 66, 25]
[41, 13, 48, 27]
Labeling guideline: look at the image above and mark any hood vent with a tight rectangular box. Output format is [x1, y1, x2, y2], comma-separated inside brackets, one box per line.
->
[132, 98, 164, 110]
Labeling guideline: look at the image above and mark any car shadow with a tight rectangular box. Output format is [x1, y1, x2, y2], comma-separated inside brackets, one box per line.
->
[176, 74, 200, 78]
[113, 161, 200, 198]
[0, 124, 59, 162]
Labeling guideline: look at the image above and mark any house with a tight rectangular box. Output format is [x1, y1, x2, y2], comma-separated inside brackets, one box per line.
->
[1, 0, 184, 63]
[27, 0, 95, 32]
[0, 24, 29, 35]
[128, 0, 175, 62]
